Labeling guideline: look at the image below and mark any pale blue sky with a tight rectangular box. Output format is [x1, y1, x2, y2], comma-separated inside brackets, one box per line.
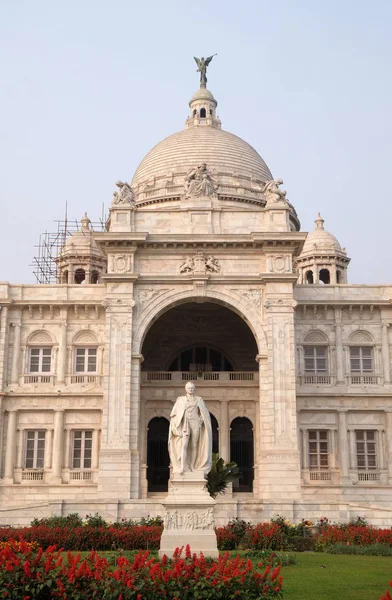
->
[1, 0, 391, 283]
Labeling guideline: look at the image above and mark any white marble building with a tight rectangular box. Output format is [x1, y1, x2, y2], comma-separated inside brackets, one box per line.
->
[0, 76, 391, 526]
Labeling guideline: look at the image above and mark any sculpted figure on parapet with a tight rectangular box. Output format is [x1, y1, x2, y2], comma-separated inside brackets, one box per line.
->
[112, 180, 136, 206]
[263, 178, 287, 205]
[184, 163, 218, 198]
[168, 382, 212, 476]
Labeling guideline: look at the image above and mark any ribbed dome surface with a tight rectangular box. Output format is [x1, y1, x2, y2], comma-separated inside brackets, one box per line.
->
[131, 126, 272, 188]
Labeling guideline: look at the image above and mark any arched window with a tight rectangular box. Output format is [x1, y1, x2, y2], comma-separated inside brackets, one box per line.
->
[305, 270, 314, 284]
[168, 345, 233, 372]
[319, 269, 330, 284]
[147, 417, 170, 492]
[193, 109, 198, 117]
[27, 331, 54, 375]
[73, 331, 99, 375]
[210, 413, 219, 454]
[74, 268, 86, 284]
[348, 331, 375, 381]
[302, 330, 329, 380]
[200, 108, 206, 118]
[90, 270, 99, 284]
[230, 417, 254, 492]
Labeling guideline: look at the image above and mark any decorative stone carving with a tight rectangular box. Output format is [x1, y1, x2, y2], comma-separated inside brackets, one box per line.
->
[264, 299, 297, 310]
[184, 163, 218, 198]
[168, 382, 212, 476]
[137, 288, 169, 310]
[112, 181, 135, 206]
[266, 254, 292, 274]
[110, 254, 132, 274]
[179, 252, 220, 274]
[194, 55, 216, 87]
[263, 178, 287, 205]
[102, 298, 135, 311]
[164, 508, 214, 531]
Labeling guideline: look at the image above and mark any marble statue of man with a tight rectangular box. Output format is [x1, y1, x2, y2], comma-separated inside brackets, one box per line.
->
[168, 382, 212, 476]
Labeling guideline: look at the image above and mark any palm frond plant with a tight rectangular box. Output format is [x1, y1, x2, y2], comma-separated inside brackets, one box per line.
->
[206, 453, 241, 499]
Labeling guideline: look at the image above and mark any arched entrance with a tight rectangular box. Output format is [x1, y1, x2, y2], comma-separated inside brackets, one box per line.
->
[230, 417, 254, 492]
[140, 300, 260, 497]
[147, 417, 170, 492]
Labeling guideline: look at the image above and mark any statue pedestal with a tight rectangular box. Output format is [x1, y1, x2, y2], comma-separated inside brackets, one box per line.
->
[159, 471, 218, 558]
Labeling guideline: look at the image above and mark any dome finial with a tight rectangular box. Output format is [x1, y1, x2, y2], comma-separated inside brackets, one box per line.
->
[194, 54, 217, 88]
[315, 212, 324, 229]
[81, 212, 91, 232]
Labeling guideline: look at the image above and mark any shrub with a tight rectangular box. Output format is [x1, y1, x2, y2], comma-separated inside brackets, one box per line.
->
[244, 523, 289, 551]
[30, 512, 83, 528]
[215, 526, 238, 550]
[288, 536, 315, 552]
[326, 543, 392, 556]
[85, 512, 109, 528]
[314, 524, 392, 551]
[0, 541, 284, 599]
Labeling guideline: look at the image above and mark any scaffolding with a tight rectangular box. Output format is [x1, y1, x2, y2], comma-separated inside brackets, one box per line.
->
[31, 208, 106, 284]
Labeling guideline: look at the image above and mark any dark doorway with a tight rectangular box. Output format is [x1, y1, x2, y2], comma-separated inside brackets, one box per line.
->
[147, 417, 170, 492]
[210, 413, 219, 454]
[230, 417, 254, 492]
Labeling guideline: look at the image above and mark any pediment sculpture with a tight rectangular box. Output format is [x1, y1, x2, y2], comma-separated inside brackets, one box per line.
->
[184, 163, 218, 198]
[179, 251, 220, 274]
[262, 178, 287, 205]
[112, 180, 136, 206]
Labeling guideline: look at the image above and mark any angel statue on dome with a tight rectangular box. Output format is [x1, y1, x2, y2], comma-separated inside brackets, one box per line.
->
[194, 54, 217, 87]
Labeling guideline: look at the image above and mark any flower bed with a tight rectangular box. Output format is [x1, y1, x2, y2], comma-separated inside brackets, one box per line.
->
[0, 524, 162, 551]
[0, 540, 283, 599]
[314, 525, 392, 551]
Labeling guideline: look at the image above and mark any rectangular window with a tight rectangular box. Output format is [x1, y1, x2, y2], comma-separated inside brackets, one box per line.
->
[25, 431, 45, 469]
[75, 348, 97, 373]
[308, 430, 329, 469]
[350, 347, 373, 373]
[304, 346, 328, 374]
[356, 430, 377, 470]
[72, 430, 93, 469]
[29, 348, 51, 373]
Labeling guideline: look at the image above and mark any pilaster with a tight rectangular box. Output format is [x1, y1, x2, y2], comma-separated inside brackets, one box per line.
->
[3, 410, 17, 482]
[10, 323, 21, 385]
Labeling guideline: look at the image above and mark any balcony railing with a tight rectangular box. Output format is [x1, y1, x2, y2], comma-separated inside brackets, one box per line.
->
[21, 469, 44, 482]
[302, 469, 340, 485]
[141, 371, 258, 384]
[299, 375, 334, 385]
[22, 375, 55, 385]
[347, 375, 381, 385]
[67, 375, 102, 385]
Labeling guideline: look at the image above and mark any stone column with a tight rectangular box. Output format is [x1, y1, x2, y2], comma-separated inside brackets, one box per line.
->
[219, 401, 230, 462]
[338, 411, 350, 484]
[51, 410, 64, 483]
[98, 297, 135, 500]
[44, 429, 53, 469]
[334, 308, 344, 384]
[16, 428, 23, 469]
[301, 429, 308, 469]
[92, 429, 99, 469]
[64, 429, 71, 469]
[4, 410, 17, 482]
[57, 322, 67, 384]
[382, 324, 390, 384]
[10, 323, 21, 385]
[259, 294, 301, 502]
[0, 306, 9, 392]
[386, 412, 392, 484]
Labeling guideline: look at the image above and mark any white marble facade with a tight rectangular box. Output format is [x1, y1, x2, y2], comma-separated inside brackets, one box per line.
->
[0, 81, 391, 526]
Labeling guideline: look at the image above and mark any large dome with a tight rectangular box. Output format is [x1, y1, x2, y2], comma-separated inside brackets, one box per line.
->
[131, 126, 272, 190]
[129, 85, 277, 209]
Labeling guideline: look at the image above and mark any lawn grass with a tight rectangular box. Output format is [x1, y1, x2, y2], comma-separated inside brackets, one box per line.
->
[281, 552, 392, 600]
